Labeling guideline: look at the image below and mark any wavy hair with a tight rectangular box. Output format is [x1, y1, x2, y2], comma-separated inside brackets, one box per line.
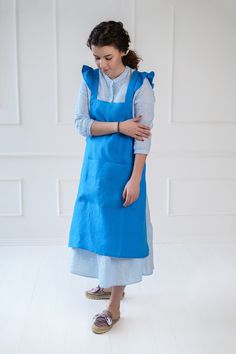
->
[86, 21, 143, 70]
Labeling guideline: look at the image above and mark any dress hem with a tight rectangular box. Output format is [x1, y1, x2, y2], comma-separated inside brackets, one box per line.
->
[69, 268, 155, 288]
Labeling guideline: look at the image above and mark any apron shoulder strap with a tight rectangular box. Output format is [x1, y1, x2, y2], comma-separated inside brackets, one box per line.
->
[136, 71, 155, 90]
[81, 65, 97, 94]
[146, 71, 155, 88]
[125, 69, 155, 103]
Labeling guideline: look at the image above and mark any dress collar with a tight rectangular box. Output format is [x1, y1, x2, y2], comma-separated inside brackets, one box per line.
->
[99, 65, 131, 84]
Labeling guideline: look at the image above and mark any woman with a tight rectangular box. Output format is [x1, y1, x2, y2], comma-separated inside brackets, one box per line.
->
[68, 20, 156, 334]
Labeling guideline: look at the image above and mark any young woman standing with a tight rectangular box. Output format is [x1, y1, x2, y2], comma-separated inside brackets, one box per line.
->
[68, 20, 156, 334]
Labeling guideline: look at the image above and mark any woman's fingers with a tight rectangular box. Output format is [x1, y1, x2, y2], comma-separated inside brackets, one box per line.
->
[122, 185, 132, 207]
[134, 135, 145, 141]
[122, 186, 126, 200]
[137, 129, 151, 137]
[123, 192, 130, 206]
[124, 193, 137, 207]
[123, 193, 132, 207]
[132, 117, 150, 130]
[139, 124, 150, 129]
[134, 133, 143, 140]
[123, 198, 129, 207]
[133, 115, 143, 120]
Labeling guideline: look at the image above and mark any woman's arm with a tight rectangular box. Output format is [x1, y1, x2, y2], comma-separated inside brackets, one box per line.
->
[74, 78, 117, 136]
[74, 78, 151, 139]
[122, 154, 147, 207]
[122, 78, 155, 207]
[133, 77, 156, 155]
[90, 120, 118, 135]
[131, 153, 147, 182]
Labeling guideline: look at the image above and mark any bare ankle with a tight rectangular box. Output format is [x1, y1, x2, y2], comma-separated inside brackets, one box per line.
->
[103, 287, 112, 292]
[108, 305, 120, 314]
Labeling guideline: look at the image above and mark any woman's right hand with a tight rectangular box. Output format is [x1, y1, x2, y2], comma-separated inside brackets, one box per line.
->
[119, 115, 151, 141]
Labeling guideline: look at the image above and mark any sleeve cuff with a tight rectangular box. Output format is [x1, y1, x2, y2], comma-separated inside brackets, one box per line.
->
[133, 150, 150, 155]
[87, 119, 95, 136]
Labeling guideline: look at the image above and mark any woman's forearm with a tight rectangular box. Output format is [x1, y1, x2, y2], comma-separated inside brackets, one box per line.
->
[90, 121, 118, 135]
[130, 153, 147, 182]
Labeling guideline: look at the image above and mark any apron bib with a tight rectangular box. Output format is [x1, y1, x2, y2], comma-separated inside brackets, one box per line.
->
[68, 64, 155, 258]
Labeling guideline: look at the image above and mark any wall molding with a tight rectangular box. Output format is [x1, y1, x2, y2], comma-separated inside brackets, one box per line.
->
[166, 176, 236, 216]
[168, 5, 236, 125]
[56, 177, 78, 217]
[0, 237, 66, 246]
[0, 0, 20, 125]
[0, 178, 22, 216]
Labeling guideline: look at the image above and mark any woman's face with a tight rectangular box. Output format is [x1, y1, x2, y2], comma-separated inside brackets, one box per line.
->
[91, 45, 126, 79]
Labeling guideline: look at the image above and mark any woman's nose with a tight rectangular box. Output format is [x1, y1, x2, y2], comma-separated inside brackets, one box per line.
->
[100, 60, 107, 69]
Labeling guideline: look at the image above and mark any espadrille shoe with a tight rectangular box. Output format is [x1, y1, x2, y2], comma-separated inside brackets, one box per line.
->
[91, 309, 120, 334]
[85, 284, 125, 300]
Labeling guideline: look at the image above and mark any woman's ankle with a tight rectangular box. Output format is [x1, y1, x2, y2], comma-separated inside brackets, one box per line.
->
[107, 305, 120, 316]
[103, 286, 112, 292]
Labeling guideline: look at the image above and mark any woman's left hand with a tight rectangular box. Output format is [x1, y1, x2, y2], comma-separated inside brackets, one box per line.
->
[122, 178, 140, 207]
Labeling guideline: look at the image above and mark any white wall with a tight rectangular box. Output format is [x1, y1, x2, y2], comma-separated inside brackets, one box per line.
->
[0, 0, 236, 245]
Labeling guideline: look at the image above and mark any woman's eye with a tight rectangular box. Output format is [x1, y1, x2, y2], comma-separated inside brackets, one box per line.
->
[95, 58, 112, 61]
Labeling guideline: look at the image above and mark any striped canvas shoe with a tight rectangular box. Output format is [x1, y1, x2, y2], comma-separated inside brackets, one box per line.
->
[91, 309, 120, 334]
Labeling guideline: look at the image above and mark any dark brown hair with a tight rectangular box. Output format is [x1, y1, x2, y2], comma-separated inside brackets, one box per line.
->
[86, 21, 143, 70]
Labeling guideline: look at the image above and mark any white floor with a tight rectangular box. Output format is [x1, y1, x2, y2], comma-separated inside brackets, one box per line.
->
[0, 243, 235, 354]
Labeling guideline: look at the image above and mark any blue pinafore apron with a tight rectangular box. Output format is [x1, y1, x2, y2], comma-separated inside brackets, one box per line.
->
[68, 64, 155, 258]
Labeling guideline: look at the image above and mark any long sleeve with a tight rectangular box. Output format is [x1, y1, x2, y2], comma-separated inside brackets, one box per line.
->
[74, 77, 95, 137]
[74, 73, 156, 149]
[133, 78, 156, 155]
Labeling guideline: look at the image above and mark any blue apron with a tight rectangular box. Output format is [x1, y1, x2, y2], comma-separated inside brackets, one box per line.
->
[68, 64, 155, 258]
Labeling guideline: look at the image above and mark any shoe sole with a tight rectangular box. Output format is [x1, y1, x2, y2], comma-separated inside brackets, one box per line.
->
[85, 292, 125, 300]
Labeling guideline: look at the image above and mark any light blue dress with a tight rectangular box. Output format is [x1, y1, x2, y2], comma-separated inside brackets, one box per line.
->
[69, 65, 156, 288]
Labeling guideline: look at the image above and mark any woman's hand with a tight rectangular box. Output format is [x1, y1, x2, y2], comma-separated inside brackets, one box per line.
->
[122, 178, 140, 207]
[119, 115, 151, 141]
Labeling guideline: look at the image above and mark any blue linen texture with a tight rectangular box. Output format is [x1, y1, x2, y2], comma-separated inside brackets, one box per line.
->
[69, 65, 156, 287]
